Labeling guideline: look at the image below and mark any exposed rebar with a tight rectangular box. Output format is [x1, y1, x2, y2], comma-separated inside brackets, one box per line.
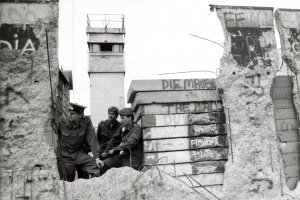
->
[183, 173, 221, 200]
[227, 108, 234, 163]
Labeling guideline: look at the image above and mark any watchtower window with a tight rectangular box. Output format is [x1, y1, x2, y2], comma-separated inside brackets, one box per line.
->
[101, 43, 113, 52]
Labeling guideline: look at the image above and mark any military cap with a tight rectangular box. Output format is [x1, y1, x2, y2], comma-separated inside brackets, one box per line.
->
[118, 108, 133, 116]
[69, 102, 86, 114]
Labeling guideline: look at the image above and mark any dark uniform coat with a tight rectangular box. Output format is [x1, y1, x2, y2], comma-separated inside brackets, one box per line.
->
[56, 117, 100, 181]
[103, 123, 143, 170]
[97, 119, 121, 154]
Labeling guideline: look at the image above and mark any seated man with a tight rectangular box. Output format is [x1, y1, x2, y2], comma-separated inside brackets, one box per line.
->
[97, 106, 121, 159]
[53, 103, 102, 182]
[99, 108, 143, 174]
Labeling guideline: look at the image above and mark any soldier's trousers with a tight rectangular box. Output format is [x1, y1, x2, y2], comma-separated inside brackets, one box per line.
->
[102, 152, 142, 174]
[56, 151, 101, 182]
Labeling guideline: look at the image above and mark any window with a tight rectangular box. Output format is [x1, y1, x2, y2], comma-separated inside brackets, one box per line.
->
[101, 43, 113, 52]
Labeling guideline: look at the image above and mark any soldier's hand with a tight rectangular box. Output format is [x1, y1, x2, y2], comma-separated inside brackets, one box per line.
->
[108, 149, 114, 155]
[101, 152, 108, 158]
[95, 158, 104, 168]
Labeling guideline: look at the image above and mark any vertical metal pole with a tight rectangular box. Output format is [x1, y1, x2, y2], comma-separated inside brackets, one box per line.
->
[227, 108, 234, 163]
[30, 168, 33, 200]
[45, 29, 54, 109]
[10, 170, 13, 200]
[278, 147, 283, 197]
[23, 171, 26, 199]
[269, 143, 273, 172]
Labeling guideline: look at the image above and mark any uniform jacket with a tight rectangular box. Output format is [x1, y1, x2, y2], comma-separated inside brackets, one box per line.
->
[104, 123, 143, 156]
[97, 119, 121, 153]
[56, 117, 100, 159]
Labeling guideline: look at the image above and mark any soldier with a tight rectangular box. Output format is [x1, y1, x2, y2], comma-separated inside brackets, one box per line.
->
[97, 106, 121, 159]
[52, 103, 102, 182]
[99, 108, 143, 174]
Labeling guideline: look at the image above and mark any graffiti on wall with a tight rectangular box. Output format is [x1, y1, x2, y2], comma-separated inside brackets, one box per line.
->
[162, 102, 223, 114]
[0, 86, 29, 109]
[289, 28, 300, 54]
[287, 28, 300, 72]
[227, 27, 273, 69]
[0, 24, 40, 55]
[162, 79, 216, 90]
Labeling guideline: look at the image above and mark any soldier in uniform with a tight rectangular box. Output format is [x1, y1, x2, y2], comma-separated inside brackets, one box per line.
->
[97, 106, 121, 159]
[53, 103, 102, 182]
[99, 108, 143, 174]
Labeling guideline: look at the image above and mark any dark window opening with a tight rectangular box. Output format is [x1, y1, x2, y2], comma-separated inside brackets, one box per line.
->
[101, 43, 113, 52]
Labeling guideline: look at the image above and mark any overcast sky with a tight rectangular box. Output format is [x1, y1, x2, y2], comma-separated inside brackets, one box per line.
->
[58, 0, 299, 115]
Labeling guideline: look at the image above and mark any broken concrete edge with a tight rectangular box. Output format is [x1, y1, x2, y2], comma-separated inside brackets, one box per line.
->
[0, 1, 62, 200]
[214, 6, 284, 200]
[127, 78, 217, 103]
[275, 9, 300, 75]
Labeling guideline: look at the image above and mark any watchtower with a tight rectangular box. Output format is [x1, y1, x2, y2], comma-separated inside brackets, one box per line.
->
[86, 14, 125, 126]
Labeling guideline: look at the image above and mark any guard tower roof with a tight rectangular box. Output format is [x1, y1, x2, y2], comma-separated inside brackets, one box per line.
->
[87, 14, 125, 34]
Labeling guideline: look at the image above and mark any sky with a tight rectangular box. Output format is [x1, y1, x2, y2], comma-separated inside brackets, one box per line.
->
[58, 0, 299, 115]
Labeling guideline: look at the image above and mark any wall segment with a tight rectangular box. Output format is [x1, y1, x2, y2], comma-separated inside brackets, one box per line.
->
[213, 5, 281, 200]
[0, 1, 62, 199]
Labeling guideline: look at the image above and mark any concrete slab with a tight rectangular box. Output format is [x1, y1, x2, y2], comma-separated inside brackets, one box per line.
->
[275, 118, 298, 131]
[127, 79, 217, 103]
[143, 135, 228, 152]
[134, 101, 223, 120]
[132, 90, 221, 111]
[277, 130, 299, 142]
[143, 124, 227, 139]
[141, 112, 225, 128]
[144, 148, 228, 164]
[155, 161, 226, 176]
[280, 142, 300, 153]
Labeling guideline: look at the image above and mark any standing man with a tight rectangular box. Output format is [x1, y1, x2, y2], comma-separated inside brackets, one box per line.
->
[99, 108, 143, 174]
[97, 106, 121, 159]
[53, 103, 102, 182]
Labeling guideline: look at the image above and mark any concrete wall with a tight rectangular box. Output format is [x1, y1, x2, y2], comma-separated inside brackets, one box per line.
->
[90, 73, 125, 127]
[87, 33, 125, 43]
[128, 78, 227, 199]
[275, 9, 300, 198]
[0, 1, 62, 199]
[214, 5, 296, 200]
[88, 53, 125, 72]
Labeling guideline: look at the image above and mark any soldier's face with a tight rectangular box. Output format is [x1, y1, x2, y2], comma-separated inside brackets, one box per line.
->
[69, 111, 81, 122]
[108, 111, 117, 121]
[120, 115, 132, 127]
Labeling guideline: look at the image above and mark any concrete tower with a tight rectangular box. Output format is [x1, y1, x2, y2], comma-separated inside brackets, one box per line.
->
[86, 14, 125, 127]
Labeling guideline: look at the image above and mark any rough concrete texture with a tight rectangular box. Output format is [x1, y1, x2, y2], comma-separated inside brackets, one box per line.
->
[275, 9, 300, 198]
[62, 167, 210, 200]
[0, 2, 61, 199]
[216, 7, 283, 200]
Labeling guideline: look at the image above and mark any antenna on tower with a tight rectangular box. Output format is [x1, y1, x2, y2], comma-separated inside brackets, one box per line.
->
[104, 14, 111, 29]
